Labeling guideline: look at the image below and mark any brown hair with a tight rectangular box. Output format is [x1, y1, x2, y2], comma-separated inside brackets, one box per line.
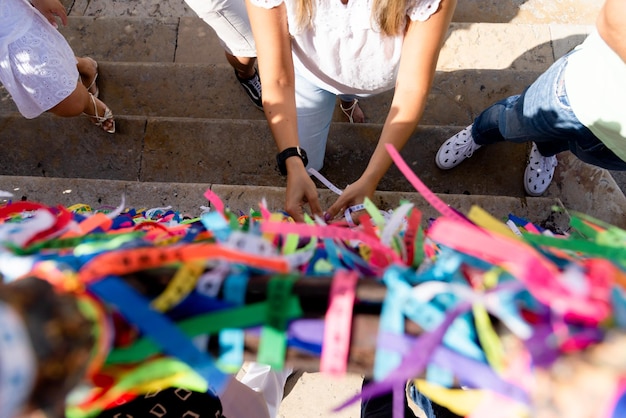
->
[294, 0, 409, 36]
[0, 278, 95, 417]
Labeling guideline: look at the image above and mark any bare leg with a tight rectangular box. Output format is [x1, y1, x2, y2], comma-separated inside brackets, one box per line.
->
[225, 52, 257, 79]
[75, 56, 99, 96]
[49, 81, 115, 133]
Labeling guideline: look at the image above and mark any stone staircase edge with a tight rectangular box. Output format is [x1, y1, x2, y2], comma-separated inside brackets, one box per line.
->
[0, 175, 570, 230]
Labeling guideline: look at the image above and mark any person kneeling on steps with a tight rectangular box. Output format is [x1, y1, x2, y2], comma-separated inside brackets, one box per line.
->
[435, 0, 626, 197]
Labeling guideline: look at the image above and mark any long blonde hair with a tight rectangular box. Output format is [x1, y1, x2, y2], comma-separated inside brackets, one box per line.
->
[294, 0, 409, 36]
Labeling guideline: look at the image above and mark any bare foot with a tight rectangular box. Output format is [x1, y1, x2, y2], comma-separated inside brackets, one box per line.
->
[340, 99, 365, 123]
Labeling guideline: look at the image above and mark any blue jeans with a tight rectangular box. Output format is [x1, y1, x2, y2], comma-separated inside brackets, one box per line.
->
[472, 51, 626, 171]
[294, 71, 339, 171]
[294, 69, 365, 171]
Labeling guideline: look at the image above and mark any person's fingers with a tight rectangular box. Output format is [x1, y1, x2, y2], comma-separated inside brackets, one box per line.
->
[31, 0, 67, 26]
[40, 11, 54, 26]
[42, 5, 67, 27]
[292, 210, 304, 223]
[49, 7, 68, 26]
[56, 9, 68, 26]
[286, 195, 323, 223]
[42, 13, 59, 27]
[324, 199, 346, 223]
[285, 200, 305, 223]
[306, 193, 324, 220]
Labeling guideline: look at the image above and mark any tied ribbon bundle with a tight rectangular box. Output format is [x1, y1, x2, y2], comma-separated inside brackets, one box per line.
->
[0, 145, 623, 418]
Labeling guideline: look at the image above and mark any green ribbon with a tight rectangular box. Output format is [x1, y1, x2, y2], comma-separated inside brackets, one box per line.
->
[257, 275, 299, 369]
[523, 233, 626, 265]
[106, 297, 303, 365]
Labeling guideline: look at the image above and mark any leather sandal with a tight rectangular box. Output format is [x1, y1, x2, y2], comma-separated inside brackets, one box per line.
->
[84, 93, 115, 134]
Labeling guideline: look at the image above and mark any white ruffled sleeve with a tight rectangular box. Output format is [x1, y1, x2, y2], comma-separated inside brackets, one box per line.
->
[249, 0, 283, 9]
[407, 0, 442, 22]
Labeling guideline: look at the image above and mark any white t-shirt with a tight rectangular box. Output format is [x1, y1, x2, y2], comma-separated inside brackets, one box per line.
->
[565, 30, 626, 163]
[249, 0, 441, 95]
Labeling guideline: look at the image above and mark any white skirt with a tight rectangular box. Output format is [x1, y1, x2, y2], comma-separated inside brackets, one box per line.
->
[0, 6, 78, 119]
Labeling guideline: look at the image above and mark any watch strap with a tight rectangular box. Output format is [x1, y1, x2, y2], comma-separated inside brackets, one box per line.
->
[277, 147, 308, 175]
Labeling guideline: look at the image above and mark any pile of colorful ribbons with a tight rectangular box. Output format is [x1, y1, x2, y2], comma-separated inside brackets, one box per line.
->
[0, 145, 624, 418]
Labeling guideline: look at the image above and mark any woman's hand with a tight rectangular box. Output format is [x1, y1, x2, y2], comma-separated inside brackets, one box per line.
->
[324, 177, 376, 223]
[31, 0, 68, 27]
[323, 0, 456, 224]
[285, 163, 323, 223]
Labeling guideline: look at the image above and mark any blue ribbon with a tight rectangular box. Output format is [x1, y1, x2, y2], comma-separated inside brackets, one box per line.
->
[88, 276, 230, 395]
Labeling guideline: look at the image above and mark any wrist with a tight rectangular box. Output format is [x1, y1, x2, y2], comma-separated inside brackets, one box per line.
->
[360, 167, 384, 187]
[276, 146, 308, 175]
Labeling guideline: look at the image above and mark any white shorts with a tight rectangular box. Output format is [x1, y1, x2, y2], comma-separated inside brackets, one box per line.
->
[184, 0, 256, 58]
[0, 2, 78, 119]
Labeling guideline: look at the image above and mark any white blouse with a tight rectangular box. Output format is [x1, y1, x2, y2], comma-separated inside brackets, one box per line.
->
[249, 0, 441, 95]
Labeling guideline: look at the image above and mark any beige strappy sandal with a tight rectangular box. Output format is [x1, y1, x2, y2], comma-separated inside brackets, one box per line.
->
[84, 93, 115, 134]
[340, 98, 362, 123]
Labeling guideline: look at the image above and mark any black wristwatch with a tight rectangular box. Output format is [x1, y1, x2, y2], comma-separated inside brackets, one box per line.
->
[276, 146, 308, 175]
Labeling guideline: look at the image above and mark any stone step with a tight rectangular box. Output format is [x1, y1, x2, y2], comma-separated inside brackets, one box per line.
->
[65, 0, 602, 24]
[0, 115, 522, 193]
[32, 17, 591, 125]
[1, 63, 543, 126]
[2, 17, 594, 125]
[5, 0, 621, 230]
[1, 114, 624, 226]
[0, 175, 571, 232]
[58, 17, 592, 71]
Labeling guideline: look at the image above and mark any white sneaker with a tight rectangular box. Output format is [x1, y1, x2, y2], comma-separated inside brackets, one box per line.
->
[435, 125, 482, 169]
[524, 142, 558, 196]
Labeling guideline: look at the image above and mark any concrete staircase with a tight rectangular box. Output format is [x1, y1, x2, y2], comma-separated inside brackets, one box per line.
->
[0, 0, 623, 229]
[0, 2, 620, 416]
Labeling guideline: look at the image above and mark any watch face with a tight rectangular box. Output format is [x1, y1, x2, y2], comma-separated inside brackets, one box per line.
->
[296, 147, 308, 163]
